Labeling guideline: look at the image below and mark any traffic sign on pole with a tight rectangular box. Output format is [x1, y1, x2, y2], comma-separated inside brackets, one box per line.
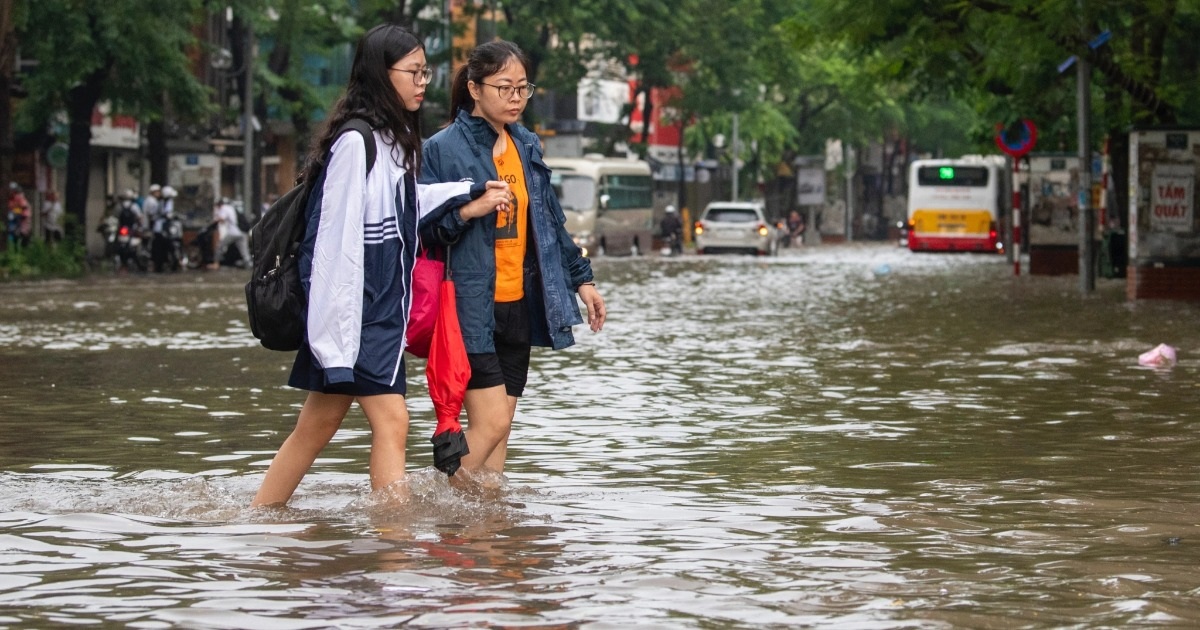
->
[995, 119, 1038, 158]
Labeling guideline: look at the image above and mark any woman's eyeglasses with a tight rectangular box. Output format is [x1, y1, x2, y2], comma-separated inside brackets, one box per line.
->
[390, 67, 432, 86]
[479, 82, 536, 100]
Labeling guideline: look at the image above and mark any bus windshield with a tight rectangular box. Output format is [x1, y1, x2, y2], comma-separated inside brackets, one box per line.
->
[552, 174, 596, 212]
[917, 165, 990, 187]
[601, 175, 653, 210]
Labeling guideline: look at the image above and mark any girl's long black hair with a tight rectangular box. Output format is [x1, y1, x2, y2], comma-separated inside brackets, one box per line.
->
[300, 24, 424, 183]
[448, 40, 529, 122]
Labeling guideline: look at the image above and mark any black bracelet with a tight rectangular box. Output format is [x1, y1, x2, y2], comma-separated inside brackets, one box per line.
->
[577, 281, 595, 289]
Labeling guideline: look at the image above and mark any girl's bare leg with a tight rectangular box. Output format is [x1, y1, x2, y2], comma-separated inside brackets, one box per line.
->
[356, 394, 410, 490]
[251, 392, 352, 507]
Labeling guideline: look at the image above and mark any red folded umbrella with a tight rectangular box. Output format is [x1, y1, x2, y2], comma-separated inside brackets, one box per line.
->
[426, 253, 470, 476]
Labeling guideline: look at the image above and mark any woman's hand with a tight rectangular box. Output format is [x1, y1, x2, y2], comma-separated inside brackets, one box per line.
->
[459, 180, 511, 220]
[577, 284, 606, 332]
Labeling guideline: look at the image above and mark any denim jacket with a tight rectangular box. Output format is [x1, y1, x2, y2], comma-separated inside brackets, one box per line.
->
[420, 110, 594, 353]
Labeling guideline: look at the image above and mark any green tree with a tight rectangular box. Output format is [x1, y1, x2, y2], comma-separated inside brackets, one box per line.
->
[796, 0, 1200, 145]
[789, 0, 1200, 223]
[17, 0, 209, 241]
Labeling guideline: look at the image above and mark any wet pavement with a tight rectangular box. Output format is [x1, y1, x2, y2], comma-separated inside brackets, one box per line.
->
[1, 243, 1198, 628]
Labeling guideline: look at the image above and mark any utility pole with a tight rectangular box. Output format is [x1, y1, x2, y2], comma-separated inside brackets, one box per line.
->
[731, 112, 739, 200]
[243, 21, 255, 218]
[1076, 16, 1095, 293]
[844, 142, 854, 241]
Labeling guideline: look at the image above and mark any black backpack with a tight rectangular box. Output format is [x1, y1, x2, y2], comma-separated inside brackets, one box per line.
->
[245, 119, 377, 351]
[118, 204, 139, 229]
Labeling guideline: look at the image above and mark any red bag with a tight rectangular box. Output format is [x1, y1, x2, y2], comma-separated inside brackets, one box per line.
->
[406, 250, 443, 358]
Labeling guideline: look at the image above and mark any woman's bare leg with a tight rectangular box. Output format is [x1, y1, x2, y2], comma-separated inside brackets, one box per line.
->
[356, 394, 410, 490]
[251, 392, 352, 507]
[481, 395, 518, 472]
[461, 385, 513, 472]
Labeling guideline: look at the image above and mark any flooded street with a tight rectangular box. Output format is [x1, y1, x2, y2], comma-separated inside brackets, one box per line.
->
[1, 242, 1198, 628]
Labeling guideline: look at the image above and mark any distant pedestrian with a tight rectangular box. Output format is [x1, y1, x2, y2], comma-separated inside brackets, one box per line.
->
[211, 198, 251, 268]
[42, 191, 63, 244]
[7, 183, 32, 247]
[784, 209, 805, 247]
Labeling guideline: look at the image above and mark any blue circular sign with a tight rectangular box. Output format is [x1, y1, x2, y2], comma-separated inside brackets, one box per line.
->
[995, 119, 1038, 157]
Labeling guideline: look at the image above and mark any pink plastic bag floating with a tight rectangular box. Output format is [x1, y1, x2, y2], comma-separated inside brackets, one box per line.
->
[1138, 343, 1177, 367]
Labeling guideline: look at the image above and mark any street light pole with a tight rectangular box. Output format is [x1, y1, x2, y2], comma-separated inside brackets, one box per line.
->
[242, 21, 255, 218]
[731, 112, 739, 200]
[1076, 10, 1095, 293]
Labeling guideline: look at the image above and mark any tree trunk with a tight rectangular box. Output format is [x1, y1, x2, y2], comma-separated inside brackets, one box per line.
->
[64, 70, 105, 243]
[0, 1, 15, 251]
[147, 120, 168, 186]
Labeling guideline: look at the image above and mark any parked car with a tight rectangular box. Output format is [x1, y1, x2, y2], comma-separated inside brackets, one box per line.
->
[694, 201, 778, 256]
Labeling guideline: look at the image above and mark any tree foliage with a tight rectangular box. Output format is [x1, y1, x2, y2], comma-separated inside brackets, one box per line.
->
[9, 0, 1200, 240]
[17, 0, 210, 236]
[795, 0, 1200, 149]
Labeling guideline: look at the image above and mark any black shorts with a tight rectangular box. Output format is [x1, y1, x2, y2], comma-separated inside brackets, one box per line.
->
[467, 300, 531, 397]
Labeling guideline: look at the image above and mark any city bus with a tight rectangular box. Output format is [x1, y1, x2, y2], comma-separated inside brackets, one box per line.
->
[545, 155, 654, 257]
[905, 157, 1008, 253]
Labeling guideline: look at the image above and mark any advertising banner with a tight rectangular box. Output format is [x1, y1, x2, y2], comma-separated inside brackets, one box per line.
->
[1150, 163, 1194, 233]
[796, 167, 825, 206]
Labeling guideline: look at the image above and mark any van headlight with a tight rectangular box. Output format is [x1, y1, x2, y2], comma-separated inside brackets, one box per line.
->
[573, 232, 593, 257]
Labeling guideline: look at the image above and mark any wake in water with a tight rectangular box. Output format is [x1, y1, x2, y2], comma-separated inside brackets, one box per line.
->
[0, 467, 546, 530]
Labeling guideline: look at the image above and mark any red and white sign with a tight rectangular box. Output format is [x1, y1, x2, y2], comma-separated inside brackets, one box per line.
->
[91, 102, 140, 149]
[628, 82, 681, 149]
[1149, 163, 1194, 233]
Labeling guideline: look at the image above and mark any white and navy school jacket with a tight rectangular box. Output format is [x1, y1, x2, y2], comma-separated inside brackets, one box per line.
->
[299, 129, 476, 387]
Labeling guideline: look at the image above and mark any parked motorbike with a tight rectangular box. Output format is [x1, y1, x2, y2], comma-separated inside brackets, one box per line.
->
[115, 223, 151, 272]
[776, 218, 805, 249]
[660, 231, 683, 257]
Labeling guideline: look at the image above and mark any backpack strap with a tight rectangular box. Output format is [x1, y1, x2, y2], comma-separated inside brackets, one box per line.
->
[335, 118, 377, 175]
[283, 119, 377, 248]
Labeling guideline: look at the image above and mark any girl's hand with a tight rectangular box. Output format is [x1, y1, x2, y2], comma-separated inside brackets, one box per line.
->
[460, 181, 511, 220]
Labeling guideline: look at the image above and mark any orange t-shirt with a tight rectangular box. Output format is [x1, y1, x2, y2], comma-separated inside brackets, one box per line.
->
[493, 133, 529, 302]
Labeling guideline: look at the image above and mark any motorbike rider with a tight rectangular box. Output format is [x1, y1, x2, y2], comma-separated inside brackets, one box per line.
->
[116, 189, 144, 233]
[659, 204, 684, 255]
[113, 189, 147, 270]
[145, 185, 166, 270]
[149, 185, 182, 271]
[143, 184, 162, 227]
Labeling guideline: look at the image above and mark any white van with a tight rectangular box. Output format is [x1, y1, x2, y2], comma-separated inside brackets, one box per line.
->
[545, 155, 654, 256]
